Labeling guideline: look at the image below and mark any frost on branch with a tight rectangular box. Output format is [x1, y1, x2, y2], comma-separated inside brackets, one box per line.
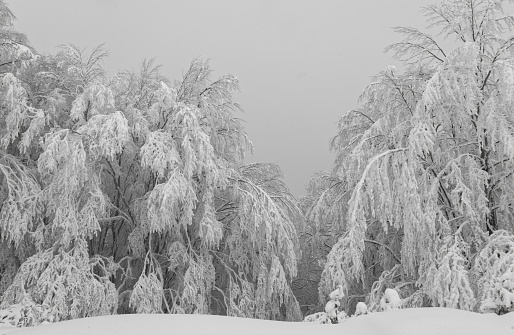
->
[56, 44, 108, 89]
[0, 241, 117, 324]
[423, 235, 475, 310]
[77, 110, 130, 160]
[180, 256, 216, 314]
[140, 131, 181, 179]
[0, 73, 46, 152]
[0, 6, 33, 75]
[129, 271, 164, 314]
[0, 154, 42, 247]
[37, 129, 108, 247]
[70, 83, 115, 124]
[473, 230, 514, 315]
[318, 236, 352, 304]
[228, 168, 302, 321]
[263, 256, 301, 320]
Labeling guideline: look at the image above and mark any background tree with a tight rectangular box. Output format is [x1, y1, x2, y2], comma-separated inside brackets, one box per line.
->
[304, 0, 514, 314]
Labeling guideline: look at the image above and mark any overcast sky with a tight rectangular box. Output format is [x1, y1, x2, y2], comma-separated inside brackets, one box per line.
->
[9, 0, 432, 197]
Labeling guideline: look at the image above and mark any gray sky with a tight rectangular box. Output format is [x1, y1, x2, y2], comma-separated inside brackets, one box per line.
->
[9, 0, 431, 197]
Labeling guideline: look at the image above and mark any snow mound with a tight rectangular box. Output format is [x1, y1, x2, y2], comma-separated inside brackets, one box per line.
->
[2, 308, 514, 335]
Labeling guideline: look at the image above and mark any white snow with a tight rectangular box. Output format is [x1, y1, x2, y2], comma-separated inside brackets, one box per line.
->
[1, 308, 514, 335]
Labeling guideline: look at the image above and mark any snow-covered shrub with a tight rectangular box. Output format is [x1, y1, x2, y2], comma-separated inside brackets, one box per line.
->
[365, 265, 410, 311]
[473, 230, 514, 315]
[380, 288, 402, 311]
[325, 299, 340, 320]
[0, 303, 25, 328]
[354, 302, 368, 316]
[129, 272, 164, 314]
[303, 311, 331, 324]
[302, 303, 348, 324]
[0, 241, 118, 324]
[303, 285, 347, 324]
[0, 297, 51, 327]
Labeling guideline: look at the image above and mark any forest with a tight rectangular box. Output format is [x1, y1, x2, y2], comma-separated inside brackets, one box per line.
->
[1, 0, 514, 327]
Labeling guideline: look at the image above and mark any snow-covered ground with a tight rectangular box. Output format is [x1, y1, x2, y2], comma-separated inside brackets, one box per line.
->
[1, 308, 514, 335]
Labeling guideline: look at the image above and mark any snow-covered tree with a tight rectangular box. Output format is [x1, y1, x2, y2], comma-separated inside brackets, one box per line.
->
[0, 2, 302, 324]
[305, 0, 514, 313]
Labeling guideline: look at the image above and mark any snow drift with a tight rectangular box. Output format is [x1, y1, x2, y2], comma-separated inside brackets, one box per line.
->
[2, 307, 514, 335]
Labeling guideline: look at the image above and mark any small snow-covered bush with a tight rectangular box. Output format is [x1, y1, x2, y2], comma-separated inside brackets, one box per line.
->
[303, 311, 331, 324]
[0, 242, 118, 325]
[380, 288, 402, 311]
[365, 265, 409, 312]
[0, 298, 52, 328]
[0, 303, 24, 328]
[473, 230, 514, 315]
[303, 285, 347, 324]
[324, 299, 340, 320]
[354, 302, 368, 316]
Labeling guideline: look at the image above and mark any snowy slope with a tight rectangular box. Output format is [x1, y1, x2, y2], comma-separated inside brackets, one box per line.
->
[1, 308, 514, 335]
